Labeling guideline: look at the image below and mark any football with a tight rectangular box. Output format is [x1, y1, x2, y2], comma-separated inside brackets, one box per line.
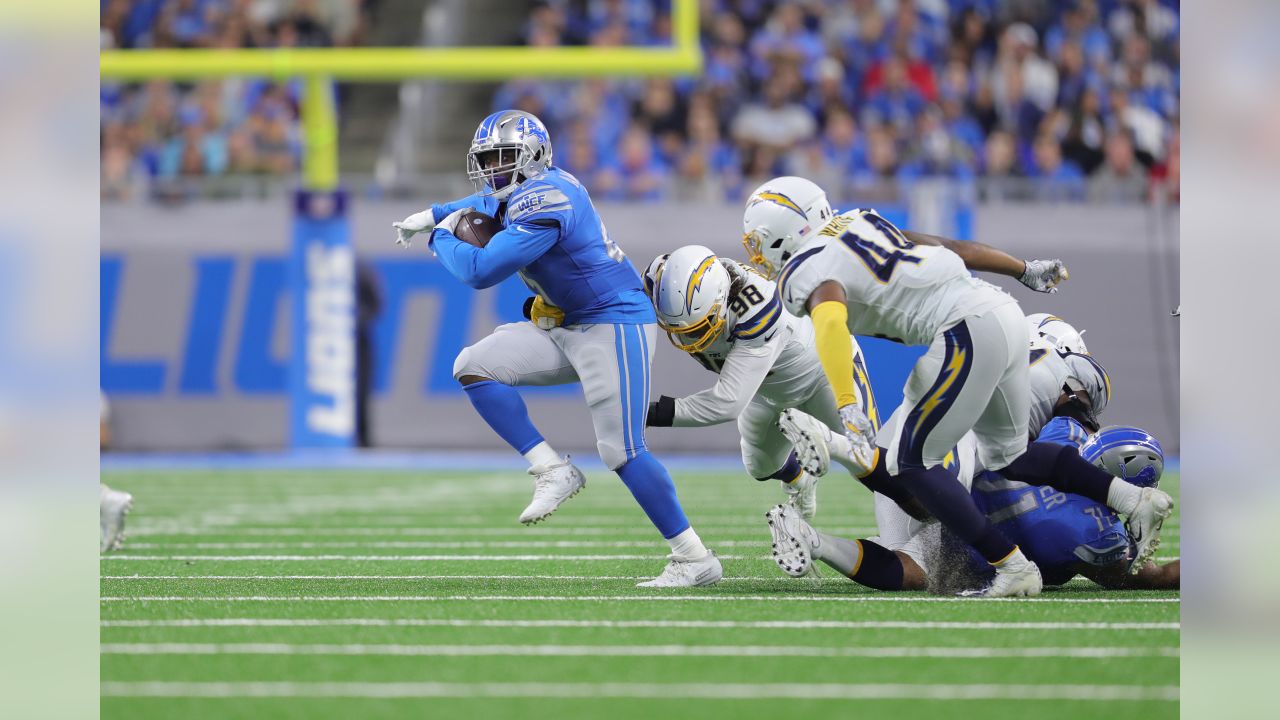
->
[453, 211, 504, 247]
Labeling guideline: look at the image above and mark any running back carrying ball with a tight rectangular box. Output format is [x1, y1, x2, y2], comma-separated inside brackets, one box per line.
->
[453, 211, 504, 247]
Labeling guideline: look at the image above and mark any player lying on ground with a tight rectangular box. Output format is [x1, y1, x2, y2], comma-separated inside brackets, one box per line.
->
[392, 110, 720, 587]
[766, 420, 1178, 592]
[741, 176, 1174, 597]
[640, 245, 883, 519]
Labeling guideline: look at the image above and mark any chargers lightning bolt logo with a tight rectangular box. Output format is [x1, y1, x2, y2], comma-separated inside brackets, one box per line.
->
[749, 190, 807, 219]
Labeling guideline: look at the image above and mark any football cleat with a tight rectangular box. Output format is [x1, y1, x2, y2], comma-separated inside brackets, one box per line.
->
[782, 471, 819, 520]
[1125, 487, 1175, 573]
[765, 504, 822, 577]
[961, 547, 1043, 598]
[778, 408, 831, 476]
[518, 457, 586, 525]
[636, 551, 723, 588]
[100, 484, 133, 553]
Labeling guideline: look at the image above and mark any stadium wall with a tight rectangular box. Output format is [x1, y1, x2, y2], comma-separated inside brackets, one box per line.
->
[101, 200, 1179, 454]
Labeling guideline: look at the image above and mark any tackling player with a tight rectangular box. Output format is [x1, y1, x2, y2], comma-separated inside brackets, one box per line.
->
[392, 110, 720, 587]
[741, 176, 1174, 596]
[641, 246, 881, 519]
[767, 420, 1179, 592]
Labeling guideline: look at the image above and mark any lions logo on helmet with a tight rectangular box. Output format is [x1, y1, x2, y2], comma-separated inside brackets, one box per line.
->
[646, 246, 733, 353]
[1027, 313, 1089, 355]
[467, 110, 553, 200]
[742, 176, 834, 279]
[1080, 425, 1164, 487]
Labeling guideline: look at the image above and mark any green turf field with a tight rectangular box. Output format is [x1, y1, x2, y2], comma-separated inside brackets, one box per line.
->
[100, 464, 1179, 719]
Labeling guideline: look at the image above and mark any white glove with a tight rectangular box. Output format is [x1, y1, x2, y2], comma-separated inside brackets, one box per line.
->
[1020, 259, 1069, 293]
[392, 208, 436, 248]
[839, 403, 877, 472]
[436, 208, 468, 237]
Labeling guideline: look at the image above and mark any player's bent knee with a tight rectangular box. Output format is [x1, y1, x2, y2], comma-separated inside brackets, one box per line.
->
[597, 440, 629, 471]
[452, 347, 495, 385]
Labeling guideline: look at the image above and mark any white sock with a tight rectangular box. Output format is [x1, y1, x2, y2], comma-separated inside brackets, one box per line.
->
[1106, 478, 1142, 514]
[523, 441, 561, 469]
[667, 527, 708, 559]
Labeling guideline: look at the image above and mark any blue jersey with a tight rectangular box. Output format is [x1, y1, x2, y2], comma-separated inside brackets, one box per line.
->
[969, 417, 1129, 585]
[429, 167, 655, 326]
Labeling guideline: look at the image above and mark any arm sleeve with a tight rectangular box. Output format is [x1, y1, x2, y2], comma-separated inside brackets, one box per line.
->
[430, 192, 499, 224]
[671, 337, 786, 427]
[811, 300, 859, 409]
[431, 220, 559, 290]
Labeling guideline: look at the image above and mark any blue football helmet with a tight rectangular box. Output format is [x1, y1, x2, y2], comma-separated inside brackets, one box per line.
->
[1080, 425, 1164, 487]
[467, 110, 553, 200]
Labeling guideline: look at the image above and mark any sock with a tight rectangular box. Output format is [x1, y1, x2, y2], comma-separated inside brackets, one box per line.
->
[666, 527, 708, 559]
[1000, 442, 1113, 505]
[462, 380, 544, 455]
[1107, 479, 1142, 514]
[523, 441, 560, 469]
[816, 533, 904, 591]
[856, 455, 929, 520]
[616, 450, 691, 539]
[759, 452, 803, 483]
[897, 465, 1016, 563]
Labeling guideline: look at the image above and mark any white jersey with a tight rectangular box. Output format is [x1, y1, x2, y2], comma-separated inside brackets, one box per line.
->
[646, 259, 825, 426]
[777, 209, 1014, 346]
[1028, 335, 1069, 438]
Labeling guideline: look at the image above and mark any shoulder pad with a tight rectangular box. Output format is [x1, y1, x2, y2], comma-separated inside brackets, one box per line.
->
[732, 285, 784, 341]
[506, 183, 573, 224]
[776, 241, 832, 316]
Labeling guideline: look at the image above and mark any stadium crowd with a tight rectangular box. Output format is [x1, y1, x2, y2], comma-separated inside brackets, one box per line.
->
[498, 0, 1179, 204]
[100, 0, 374, 200]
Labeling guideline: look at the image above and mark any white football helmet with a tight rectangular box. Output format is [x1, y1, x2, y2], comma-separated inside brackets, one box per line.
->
[1027, 313, 1089, 355]
[742, 176, 835, 279]
[646, 245, 732, 353]
[1063, 352, 1111, 415]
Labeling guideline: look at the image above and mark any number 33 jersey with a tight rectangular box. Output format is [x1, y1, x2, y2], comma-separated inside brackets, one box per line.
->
[776, 209, 1014, 346]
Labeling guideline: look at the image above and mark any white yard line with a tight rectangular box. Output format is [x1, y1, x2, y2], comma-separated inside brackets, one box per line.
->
[122, 541, 772, 549]
[102, 575, 777, 581]
[99, 554, 747, 562]
[99, 643, 1179, 659]
[100, 618, 1181, 630]
[130, 526, 880, 537]
[99, 594, 1179, 604]
[99, 681, 1180, 701]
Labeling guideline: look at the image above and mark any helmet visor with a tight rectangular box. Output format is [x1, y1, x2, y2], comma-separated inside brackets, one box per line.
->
[742, 230, 778, 279]
[467, 145, 522, 193]
[660, 309, 726, 353]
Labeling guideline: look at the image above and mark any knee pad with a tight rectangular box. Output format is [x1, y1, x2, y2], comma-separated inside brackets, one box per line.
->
[452, 346, 493, 382]
[597, 439, 629, 471]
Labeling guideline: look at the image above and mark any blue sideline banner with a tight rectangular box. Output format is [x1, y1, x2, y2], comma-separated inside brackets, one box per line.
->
[289, 190, 355, 448]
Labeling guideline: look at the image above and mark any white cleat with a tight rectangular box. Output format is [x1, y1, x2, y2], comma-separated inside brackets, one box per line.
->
[100, 484, 133, 553]
[1126, 487, 1174, 574]
[778, 408, 831, 476]
[782, 472, 819, 520]
[636, 551, 723, 588]
[518, 457, 586, 525]
[961, 547, 1043, 598]
[765, 504, 822, 577]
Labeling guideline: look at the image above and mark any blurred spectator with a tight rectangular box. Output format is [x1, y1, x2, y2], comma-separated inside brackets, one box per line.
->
[1027, 131, 1085, 201]
[732, 63, 816, 180]
[100, 0, 372, 199]
[1088, 130, 1147, 203]
[595, 124, 670, 201]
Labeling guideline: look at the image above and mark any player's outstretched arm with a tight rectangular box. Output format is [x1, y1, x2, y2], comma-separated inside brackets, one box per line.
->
[1078, 559, 1180, 590]
[432, 220, 559, 290]
[806, 282, 875, 454]
[903, 230, 1069, 293]
[649, 340, 783, 428]
[392, 193, 499, 248]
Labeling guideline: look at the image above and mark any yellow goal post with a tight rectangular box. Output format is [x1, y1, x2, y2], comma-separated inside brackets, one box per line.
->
[99, 0, 702, 191]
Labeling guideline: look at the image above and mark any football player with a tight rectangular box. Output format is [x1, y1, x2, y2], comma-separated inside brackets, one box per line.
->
[741, 176, 1174, 596]
[392, 110, 719, 587]
[100, 483, 132, 553]
[641, 245, 881, 519]
[766, 421, 1179, 592]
